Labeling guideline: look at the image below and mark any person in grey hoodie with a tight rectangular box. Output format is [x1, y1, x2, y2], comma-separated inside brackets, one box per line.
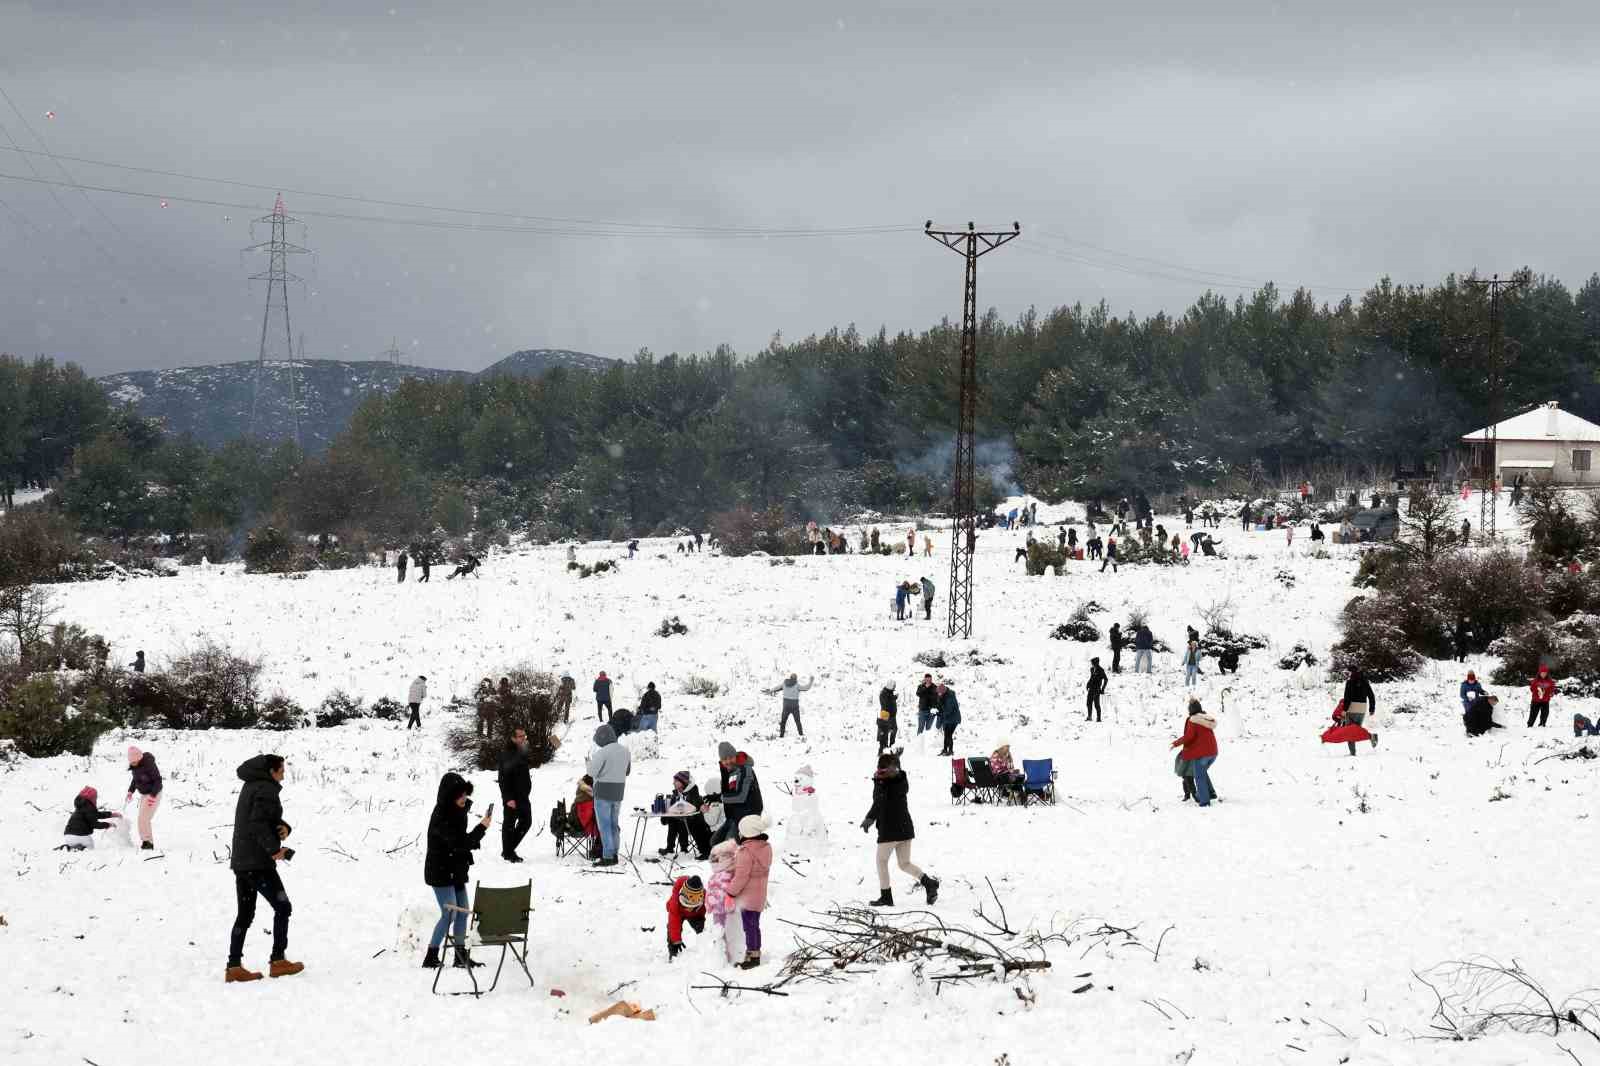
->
[585, 724, 631, 866]
[762, 673, 814, 738]
[406, 675, 428, 729]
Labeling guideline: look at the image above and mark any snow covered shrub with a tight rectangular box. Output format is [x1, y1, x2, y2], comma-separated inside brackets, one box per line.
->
[243, 525, 303, 574]
[1518, 481, 1591, 565]
[913, 649, 948, 669]
[1025, 542, 1067, 576]
[1198, 630, 1266, 661]
[1353, 547, 1408, 589]
[682, 675, 721, 698]
[1050, 619, 1100, 642]
[1434, 549, 1543, 654]
[1273, 568, 1296, 589]
[164, 641, 265, 729]
[654, 616, 688, 637]
[1489, 614, 1600, 695]
[37, 622, 108, 671]
[259, 694, 307, 730]
[368, 696, 404, 721]
[316, 690, 366, 728]
[1328, 596, 1422, 681]
[443, 668, 560, 771]
[0, 676, 110, 757]
[1277, 643, 1318, 670]
[180, 528, 233, 566]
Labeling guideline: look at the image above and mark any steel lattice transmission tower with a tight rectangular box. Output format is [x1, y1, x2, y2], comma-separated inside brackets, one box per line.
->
[245, 193, 309, 439]
[1467, 273, 1525, 543]
[924, 220, 1020, 639]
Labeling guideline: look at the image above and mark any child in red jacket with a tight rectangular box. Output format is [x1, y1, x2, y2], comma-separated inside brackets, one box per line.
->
[665, 875, 707, 959]
[1529, 665, 1556, 728]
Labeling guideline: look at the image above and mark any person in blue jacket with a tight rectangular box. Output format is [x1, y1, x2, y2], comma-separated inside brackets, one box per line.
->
[1459, 671, 1484, 714]
[935, 682, 961, 756]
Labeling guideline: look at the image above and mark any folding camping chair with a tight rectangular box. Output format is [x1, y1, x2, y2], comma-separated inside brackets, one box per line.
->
[964, 757, 1003, 804]
[949, 758, 969, 804]
[432, 880, 535, 997]
[550, 799, 594, 861]
[1021, 759, 1057, 805]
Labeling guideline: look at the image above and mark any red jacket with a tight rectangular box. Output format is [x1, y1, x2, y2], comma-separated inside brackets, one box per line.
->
[1173, 714, 1218, 760]
[1530, 676, 1556, 702]
[574, 798, 597, 837]
[666, 875, 706, 945]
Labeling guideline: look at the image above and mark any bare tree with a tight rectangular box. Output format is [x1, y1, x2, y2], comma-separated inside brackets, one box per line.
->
[1399, 490, 1459, 563]
[0, 583, 53, 666]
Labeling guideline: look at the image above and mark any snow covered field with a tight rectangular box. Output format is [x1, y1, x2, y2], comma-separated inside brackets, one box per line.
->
[3, 504, 1596, 1065]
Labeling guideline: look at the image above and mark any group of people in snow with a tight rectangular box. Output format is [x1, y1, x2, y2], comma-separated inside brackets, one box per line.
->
[892, 575, 936, 621]
[873, 675, 961, 753]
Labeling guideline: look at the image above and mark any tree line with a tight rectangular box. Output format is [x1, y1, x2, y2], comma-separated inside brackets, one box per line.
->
[5, 267, 1600, 554]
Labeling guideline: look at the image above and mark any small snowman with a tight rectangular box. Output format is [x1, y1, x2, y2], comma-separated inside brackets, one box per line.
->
[784, 764, 829, 855]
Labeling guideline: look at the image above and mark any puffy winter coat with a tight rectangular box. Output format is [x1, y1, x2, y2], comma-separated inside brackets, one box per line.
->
[879, 686, 898, 718]
[230, 755, 290, 872]
[921, 577, 934, 600]
[128, 753, 163, 797]
[424, 772, 486, 888]
[1134, 627, 1154, 651]
[64, 796, 116, 837]
[666, 875, 707, 945]
[863, 770, 915, 843]
[1459, 678, 1484, 704]
[639, 687, 662, 715]
[408, 678, 427, 704]
[496, 743, 532, 802]
[720, 753, 764, 823]
[1174, 713, 1218, 760]
[586, 724, 631, 802]
[728, 837, 773, 911]
[936, 689, 961, 728]
[916, 681, 938, 713]
[1109, 625, 1123, 650]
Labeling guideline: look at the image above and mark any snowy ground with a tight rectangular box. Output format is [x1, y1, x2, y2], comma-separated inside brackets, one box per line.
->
[2, 500, 1596, 1065]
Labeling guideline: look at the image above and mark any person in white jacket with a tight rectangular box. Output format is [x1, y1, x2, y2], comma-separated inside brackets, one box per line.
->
[407, 676, 428, 730]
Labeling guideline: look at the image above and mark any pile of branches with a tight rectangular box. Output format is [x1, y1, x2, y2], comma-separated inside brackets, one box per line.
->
[1416, 956, 1600, 1046]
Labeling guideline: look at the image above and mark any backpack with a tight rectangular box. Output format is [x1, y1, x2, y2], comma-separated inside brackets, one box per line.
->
[549, 798, 568, 838]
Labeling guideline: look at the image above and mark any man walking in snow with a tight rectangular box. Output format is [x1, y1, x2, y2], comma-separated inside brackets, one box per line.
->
[555, 671, 575, 722]
[497, 727, 533, 862]
[764, 673, 814, 738]
[406, 675, 428, 729]
[226, 754, 301, 982]
[915, 673, 938, 735]
[1100, 534, 1119, 573]
[1108, 623, 1124, 674]
[1086, 657, 1108, 722]
[935, 683, 960, 756]
[920, 576, 935, 620]
[594, 670, 613, 721]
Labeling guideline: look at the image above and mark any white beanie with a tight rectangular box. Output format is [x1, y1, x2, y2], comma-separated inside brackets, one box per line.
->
[737, 813, 768, 839]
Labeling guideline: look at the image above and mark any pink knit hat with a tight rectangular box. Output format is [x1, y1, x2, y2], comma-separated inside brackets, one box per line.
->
[127, 746, 142, 765]
[77, 785, 98, 804]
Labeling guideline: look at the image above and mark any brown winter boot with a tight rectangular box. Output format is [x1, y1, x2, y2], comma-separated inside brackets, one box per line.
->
[224, 965, 263, 983]
[268, 959, 305, 978]
[738, 950, 761, 970]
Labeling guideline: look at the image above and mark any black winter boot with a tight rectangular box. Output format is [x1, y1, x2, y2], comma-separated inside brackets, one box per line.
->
[421, 947, 442, 969]
[453, 948, 483, 969]
[869, 889, 894, 907]
[921, 875, 940, 905]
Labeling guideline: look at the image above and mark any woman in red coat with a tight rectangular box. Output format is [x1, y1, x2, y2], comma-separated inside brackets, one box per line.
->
[1170, 699, 1219, 807]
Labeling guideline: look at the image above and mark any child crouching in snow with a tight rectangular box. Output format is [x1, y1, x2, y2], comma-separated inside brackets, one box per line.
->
[61, 786, 121, 849]
[706, 840, 745, 963]
[665, 875, 707, 960]
[727, 814, 773, 970]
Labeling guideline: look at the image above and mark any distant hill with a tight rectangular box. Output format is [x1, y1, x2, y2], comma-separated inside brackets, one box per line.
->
[479, 348, 618, 379]
[97, 348, 614, 451]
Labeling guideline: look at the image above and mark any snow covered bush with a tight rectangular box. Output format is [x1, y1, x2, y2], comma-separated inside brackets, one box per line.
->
[443, 668, 560, 771]
[1518, 481, 1591, 565]
[243, 524, 304, 574]
[1277, 643, 1318, 670]
[654, 615, 688, 637]
[682, 675, 721, 698]
[1050, 619, 1099, 642]
[0, 676, 110, 757]
[1025, 541, 1067, 575]
[1328, 596, 1422, 681]
[259, 693, 307, 730]
[38, 622, 108, 672]
[0, 507, 92, 585]
[1489, 614, 1600, 695]
[163, 641, 265, 729]
[315, 689, 366, 728]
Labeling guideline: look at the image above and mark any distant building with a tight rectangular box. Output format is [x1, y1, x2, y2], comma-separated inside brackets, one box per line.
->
[1461, 401, 1600, 485]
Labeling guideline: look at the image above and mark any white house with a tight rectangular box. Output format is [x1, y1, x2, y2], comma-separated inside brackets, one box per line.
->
[1461, 401, 1600, 485]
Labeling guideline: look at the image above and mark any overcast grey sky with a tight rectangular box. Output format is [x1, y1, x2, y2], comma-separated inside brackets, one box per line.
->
[2, 1, 1597, 375]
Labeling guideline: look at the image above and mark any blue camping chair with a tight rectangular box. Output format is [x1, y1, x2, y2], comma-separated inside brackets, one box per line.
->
[1021, 759, 1056, 805]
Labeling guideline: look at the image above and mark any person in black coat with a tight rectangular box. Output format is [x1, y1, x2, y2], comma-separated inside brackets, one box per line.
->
[227, 754, 300, 982]
[497, 728, 533, 863]
[61, 786, 121, 849]
[915, 674, 938, 734]
[659, 770, 711, 859]
[861, 753, 939, 908]
[711, 742, 763, 845]
[639, 681, 663, 727]
[424, 772, 492, 969]
[877, 682, 899, 751]
[1464, 693, 1502, 736]
[396, 551, 408, 582]
[1086, 657, 1108, 722]
[1108, 623, 1123, 673]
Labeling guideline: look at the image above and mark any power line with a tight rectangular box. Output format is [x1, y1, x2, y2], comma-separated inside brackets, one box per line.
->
[0, 145, 910, 237]
[1029, 229, 1364, 296]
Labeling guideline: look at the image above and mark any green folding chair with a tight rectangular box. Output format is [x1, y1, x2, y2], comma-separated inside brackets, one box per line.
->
[432, 880, 535, 997]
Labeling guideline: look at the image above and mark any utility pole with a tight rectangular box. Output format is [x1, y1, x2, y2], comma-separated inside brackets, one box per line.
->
[382, 337, 403, 370]
[924, 220, 1020, 639]
[1466, 274, 1524, 543]
[245, 194, 308, 438]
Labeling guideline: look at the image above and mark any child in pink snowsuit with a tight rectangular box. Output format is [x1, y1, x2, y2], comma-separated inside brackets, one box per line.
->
[706, 840, 745, 963]
[727, 814, 773, 970]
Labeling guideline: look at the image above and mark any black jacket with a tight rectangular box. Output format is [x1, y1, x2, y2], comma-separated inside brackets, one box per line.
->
[496, 744, 532, 801]
[1087, 664, 1108, 695]
[64, 796, 115, 837]
[425, 772, 487, 888]
[720, 754, 764, 822]
[639, 687, 662, 715]
[1109, 625, 1123, 650]
[231, 755, 290, 872]
[1464, 694, 1502, 736]
[863, 770, 914, 843]
[915, 681, 938, 713]
[1133, 626, 1154, 650]
[1342, 673, 1376, 711]
[128, 753, 162, 797]
[879, 686, 898, 718]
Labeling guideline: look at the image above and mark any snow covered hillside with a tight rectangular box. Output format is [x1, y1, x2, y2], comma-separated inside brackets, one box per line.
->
[2, 512, 1595, 1065]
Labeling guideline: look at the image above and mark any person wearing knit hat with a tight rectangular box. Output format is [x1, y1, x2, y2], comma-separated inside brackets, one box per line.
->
[665, 874, 707, 958]
[125, 746, 163, 850]
[1459, 671, 1484, 715]
[62, 785, 122, 850]
[727, 814, 773, 969]
[710, 742, 763, 846]
[659, 770, 711, 859]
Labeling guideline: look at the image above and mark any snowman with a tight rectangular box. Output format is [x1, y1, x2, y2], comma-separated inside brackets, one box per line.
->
[783, 764, 829, 855]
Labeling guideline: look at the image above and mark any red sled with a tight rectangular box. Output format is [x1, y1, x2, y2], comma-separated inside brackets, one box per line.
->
[1322, 723, 1373, 744]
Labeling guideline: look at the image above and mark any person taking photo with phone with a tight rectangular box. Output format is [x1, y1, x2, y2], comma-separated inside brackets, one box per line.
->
[226, 754, 303, 983]
[423, 772, 492, 969]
